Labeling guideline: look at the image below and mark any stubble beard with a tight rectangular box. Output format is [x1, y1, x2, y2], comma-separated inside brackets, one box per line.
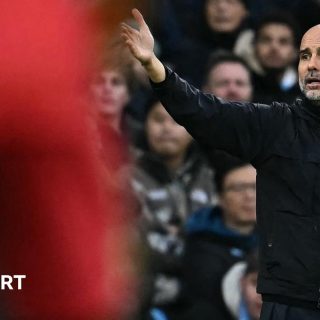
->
[299, 78, 320, 106]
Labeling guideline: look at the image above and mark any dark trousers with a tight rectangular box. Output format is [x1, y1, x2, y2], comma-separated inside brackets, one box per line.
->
[260, 302, 320, 320]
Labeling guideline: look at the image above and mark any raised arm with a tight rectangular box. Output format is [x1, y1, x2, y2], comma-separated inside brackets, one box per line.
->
[121, 9, 289, 163]
[121, 9, 165, 83]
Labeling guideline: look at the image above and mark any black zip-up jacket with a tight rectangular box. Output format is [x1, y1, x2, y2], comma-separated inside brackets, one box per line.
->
[151, 66, 320, 310]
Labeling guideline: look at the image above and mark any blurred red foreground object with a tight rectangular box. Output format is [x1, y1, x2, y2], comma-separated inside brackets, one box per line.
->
[0, 1, 133, 319]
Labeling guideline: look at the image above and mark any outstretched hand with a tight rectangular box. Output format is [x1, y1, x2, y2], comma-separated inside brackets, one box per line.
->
[121, 9, 154, 66]
[121, 8, 165, 83]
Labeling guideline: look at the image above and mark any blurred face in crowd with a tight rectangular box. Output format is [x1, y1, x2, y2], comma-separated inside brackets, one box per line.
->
[298, 25, 320, 103]
[205, 0, 248, 33]
[255, 23, 297, 71]
[91, 68, 130, 117]
[219, 165, 256, 232]
[203, 62, 252, 101]
[146, 102, 192, 159]
[241, 271, 262, 320]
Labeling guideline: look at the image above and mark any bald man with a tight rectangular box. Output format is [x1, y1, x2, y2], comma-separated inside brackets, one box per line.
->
[122, 15, 320, 319]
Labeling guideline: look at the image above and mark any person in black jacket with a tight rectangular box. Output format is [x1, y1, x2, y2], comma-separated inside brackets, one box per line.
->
[180, 162, 258, 320]
[122, 11, 320, 320]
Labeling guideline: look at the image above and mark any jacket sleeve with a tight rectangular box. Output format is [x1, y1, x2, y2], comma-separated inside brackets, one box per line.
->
[151, 66, 289, 162]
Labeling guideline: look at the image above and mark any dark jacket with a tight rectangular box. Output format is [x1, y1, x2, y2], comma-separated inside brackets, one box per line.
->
[182, 206, 257, 320]
[151, 66, 320, 310]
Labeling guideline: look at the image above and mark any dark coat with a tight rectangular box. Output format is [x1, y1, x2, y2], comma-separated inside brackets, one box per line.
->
[182, 206, 257, 320]
[151, 66, 320, 310]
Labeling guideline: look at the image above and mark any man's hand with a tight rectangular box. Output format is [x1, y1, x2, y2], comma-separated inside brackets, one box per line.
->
[121, 9, 154, 66]
[121, 9, 165, 83]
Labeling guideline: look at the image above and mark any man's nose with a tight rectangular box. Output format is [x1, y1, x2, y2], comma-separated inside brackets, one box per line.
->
[227, 84, 240, 97]
[269, 40, 280, 51]
[307, 54, 320, 71]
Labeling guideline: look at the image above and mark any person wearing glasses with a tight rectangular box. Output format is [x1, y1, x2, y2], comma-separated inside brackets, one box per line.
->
[177, 161, 257, 320]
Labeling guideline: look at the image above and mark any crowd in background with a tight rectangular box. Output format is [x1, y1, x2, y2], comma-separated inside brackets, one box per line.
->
[92, 1, 320, 319]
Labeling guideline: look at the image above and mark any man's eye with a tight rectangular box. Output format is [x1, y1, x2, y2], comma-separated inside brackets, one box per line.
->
[300, 53, 310, 60]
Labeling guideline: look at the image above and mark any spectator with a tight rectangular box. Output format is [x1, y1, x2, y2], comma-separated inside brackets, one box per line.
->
[90, 52, 133, 132]
[222, 251, 262, 320]
[246, 12, 301, 104]
[180, 162, 258, 319]
[131, 99, 216, 317]
[173, 0, 253, 86]
[91, 36, 154, 150]
[202, 50, 253, 102]
[90, 49, 136, 169]
[202, 0, 249, 34]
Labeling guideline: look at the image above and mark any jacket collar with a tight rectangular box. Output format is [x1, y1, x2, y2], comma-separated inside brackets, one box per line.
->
[294, 96, 320, 122]
[186, 206, 258, 251]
